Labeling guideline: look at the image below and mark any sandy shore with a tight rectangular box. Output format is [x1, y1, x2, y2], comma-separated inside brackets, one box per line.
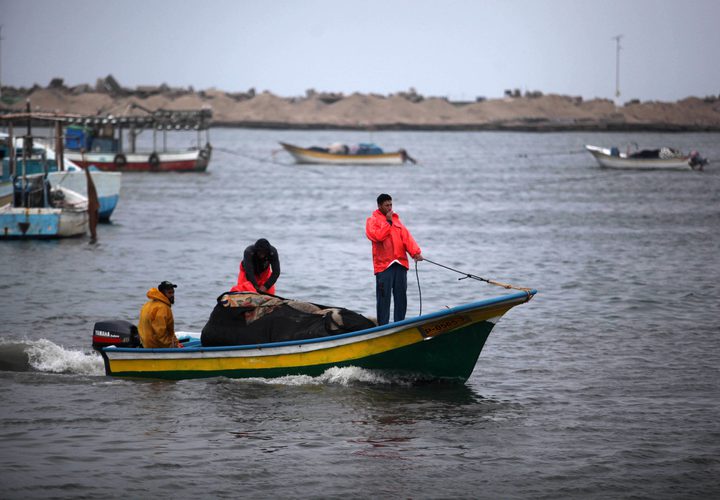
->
[2, 81, 719, 131]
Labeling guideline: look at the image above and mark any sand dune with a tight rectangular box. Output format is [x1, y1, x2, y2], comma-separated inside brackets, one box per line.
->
[2, 83, 719, 131]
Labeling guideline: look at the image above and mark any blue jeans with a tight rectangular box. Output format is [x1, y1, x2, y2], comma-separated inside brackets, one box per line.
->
[375, 263, 408, 325]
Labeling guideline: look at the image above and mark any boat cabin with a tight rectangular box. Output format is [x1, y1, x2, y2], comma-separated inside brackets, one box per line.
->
[63, 107, 212, 156]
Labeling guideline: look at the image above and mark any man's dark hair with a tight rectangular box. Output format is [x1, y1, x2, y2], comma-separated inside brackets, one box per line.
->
[254, 238, 271, 252]
[377, 193, 392, 205]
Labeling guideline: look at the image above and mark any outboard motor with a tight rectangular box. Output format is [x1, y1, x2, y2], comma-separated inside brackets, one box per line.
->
[92, 320, 141, 351]
[689, 151, 709, 170]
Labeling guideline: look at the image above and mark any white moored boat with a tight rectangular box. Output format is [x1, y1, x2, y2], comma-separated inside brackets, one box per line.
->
[585, 145, 708, 171]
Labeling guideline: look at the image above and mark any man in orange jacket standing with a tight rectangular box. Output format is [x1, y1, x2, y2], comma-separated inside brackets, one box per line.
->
[366, 193, 424, 325]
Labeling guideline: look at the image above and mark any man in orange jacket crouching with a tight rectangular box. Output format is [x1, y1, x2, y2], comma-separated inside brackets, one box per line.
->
[365, 193, 423, 325]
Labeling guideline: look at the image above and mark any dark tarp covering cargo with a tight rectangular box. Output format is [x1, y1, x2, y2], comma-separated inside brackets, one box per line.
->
[201, 292, 376, 346]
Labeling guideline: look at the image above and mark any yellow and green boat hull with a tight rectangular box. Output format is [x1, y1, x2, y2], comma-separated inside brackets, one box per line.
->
[99, 290, 535, 382]
[279, 142, 408, 165]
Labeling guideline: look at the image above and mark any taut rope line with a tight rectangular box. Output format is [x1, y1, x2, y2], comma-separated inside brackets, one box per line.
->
[422, 258, 534, 293]
[414, 258, 533, 317]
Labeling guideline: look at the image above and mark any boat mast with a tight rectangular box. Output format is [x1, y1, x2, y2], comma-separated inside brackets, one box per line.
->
[8, 122, 14, 179]
[55, 121, 64, 172]
[0, 25, 3, 99]
[22, 100, 32, 206]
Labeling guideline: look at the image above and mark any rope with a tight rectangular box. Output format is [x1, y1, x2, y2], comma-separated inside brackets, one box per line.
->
[412, 257, 533, 317]
[213, 146, 288, 167]
[422, 258, 534, 293]
[415, 260, 422, 316]
[516, 149, 586, 158]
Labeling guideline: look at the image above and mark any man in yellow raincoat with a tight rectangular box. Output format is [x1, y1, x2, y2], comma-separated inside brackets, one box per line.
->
[138, 281, 183, 348]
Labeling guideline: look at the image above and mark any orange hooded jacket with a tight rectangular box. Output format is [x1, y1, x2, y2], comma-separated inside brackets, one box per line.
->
[138, 288, 179, 348]
[365, 209, 421, 274]
[231, 265, 276, 295]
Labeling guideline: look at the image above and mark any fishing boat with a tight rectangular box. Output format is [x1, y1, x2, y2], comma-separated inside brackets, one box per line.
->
[0, 175, 12, 206]
[63, 107, 213, 172]
[47, 165, 120, 221]
[0, 110, 101, 239]
[585, 144, 708, 171]
[92, 289, 535, 382]
[1, 133, 121, 221]
[0, 174, 89, 238]
[279, 142, 416, 165]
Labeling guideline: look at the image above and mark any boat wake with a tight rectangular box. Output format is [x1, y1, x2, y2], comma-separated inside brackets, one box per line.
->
[0, 339, 104, 376]
[0, 339, 417, 385]
[234, 366, 417, 387]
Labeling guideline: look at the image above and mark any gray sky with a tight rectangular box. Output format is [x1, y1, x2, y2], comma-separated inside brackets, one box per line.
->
[1, 0, 718, 102]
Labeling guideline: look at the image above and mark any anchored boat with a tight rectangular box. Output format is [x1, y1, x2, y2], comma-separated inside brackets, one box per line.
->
[92, 290, 535, 382]
[63, 107, 213, 172]
[585, 144, 708, 171]
[1, 132, 121, 221]
[1, 110, 100, 238]
[0, 174, 89, 238]
[279, 142, 416, 165]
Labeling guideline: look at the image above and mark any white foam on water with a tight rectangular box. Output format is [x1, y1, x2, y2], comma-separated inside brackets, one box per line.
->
[235, 365, 413, 386]
[25, 339, 105, 376]
[15, 338, 417, 385]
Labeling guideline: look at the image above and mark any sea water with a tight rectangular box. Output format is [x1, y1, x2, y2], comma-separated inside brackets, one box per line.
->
[1, 129, 719, 499]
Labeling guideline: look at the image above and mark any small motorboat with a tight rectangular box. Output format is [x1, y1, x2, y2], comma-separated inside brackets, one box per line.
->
[1, 115, 122, 221]
[585, 144, 708, 171]
[279, 142, 416, 165]
[0, 135, 121, 221]
[47, 165, 121, 222]
[1, 109, 98, 239]
[0, 175, 89, 239]
[92, 289, 536, 383]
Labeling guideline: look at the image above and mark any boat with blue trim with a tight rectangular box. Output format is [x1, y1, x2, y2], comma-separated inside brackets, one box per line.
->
[1, 110, 97, 238]
[47, 164, 120, 221]
[279, 142, 416, 165]
[92, 290, 535, 382]
[1, 112, 122, 221]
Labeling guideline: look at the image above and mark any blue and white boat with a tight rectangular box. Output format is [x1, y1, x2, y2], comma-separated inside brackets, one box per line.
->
[1, 132, 121, 221]
[47, 163, 121, 222]
[0, 173, 89, 239]
[0, 181, 89, 240]
[1, 113, 96, 239]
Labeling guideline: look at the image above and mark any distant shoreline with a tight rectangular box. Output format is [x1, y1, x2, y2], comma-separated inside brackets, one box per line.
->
[2, 77, 720, 132]
[209, 121, 720, 132]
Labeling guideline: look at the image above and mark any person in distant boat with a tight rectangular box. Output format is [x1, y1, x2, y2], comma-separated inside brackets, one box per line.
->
[231, 238, 281, 295]
[138, 280, 183, 348]
[365, 194, 423, 325]
[327, 142, 349, 154]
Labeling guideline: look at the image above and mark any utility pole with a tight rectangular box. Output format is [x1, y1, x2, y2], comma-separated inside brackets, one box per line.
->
[612, 34, 623, 99]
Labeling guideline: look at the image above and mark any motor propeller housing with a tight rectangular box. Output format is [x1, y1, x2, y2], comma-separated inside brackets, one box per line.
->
[92, 320, 140, 351]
